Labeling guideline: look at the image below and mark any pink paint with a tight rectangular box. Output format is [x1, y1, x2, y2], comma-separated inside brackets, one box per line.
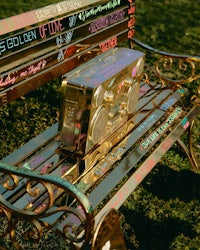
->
[134, 158, 156, 185]
[128, 29, 135, 39]
[0, 75, 18, 87]
[139, 85, 150, 96]
[128, 17, 135, 28]
[40, 162, 53, 174]
[99, 36, 117, 52]
[34, 203, 48, 213]
[132, 66, 137, 78]
[0, 59, 47, 89]
[128, 6, 136, 15]
[160, 137, 174, 153]
[60, 165, 71, 175]
[39, 19, 64, 38]
[183, 121, 190, 129]
[110, 185, 129, 208]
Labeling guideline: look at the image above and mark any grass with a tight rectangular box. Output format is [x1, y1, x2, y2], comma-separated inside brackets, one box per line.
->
[0, 0, 200, 249]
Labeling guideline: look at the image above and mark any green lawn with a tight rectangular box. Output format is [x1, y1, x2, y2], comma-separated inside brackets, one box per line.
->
[0, 0, 199, 249]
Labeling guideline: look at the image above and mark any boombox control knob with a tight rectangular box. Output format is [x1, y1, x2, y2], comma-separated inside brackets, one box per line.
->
[104, 91, 114, 102]
[136, 57, 145, 77]
[119, 108, 127, 116]
[90, 107, 108, 144]
[123, 77, 134, 87]
[119, 102, 128, 115]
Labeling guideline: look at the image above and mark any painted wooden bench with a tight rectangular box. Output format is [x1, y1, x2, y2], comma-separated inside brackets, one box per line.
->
[0, 1, 199, 249]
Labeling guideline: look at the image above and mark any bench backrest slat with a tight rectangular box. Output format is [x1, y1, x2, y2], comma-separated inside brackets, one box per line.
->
[0, 0, 135, 105]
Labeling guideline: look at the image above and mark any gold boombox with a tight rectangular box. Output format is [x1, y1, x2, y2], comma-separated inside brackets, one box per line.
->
[58, 47, 145, 155]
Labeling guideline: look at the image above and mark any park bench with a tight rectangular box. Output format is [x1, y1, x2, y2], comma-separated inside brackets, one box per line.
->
[0, 0, 199, 249]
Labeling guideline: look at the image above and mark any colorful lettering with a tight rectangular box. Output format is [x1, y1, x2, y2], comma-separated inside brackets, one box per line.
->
[128, 29, 135, 39]
[0, 60, 47, 88]
[39, 19, 65, 38]
[128, 5, 136, 15]
[0, 30, 37, 55]
[128, 17, 135, 28]
[181, 117, 190, 129]
[99, 36, 117, 52]
[140, 107, 183, 150]
[40, 162, 53, 174]
[78, 0, 122, 21]
[89, 9, 125, 33]
[56, 30, 74, 47]
[160, 97, 176, 111]
[160, 137, 174, 152]
[134, 158, 156, 185]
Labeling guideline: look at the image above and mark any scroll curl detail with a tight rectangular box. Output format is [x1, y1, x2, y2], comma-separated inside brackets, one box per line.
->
[156, 56, 197, 86]
[0, 162, 93, 247]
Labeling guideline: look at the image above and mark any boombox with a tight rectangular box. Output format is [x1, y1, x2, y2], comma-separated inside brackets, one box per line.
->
[58, 47, 145, 156]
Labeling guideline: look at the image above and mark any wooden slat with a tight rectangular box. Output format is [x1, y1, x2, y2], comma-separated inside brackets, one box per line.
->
[86, 90, 185, 208]
[0, 1, 129, 58]
[0, 0, 112, 36]
[93, 105, 200, 226]
[1, 29, 130, 103]
[0, 0, 135, 104]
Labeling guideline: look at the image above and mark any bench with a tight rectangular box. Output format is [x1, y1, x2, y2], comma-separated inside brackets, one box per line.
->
[0, 0, 199, 249]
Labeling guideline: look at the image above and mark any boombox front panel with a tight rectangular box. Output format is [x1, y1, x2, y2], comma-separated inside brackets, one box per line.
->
[59, 47, 145, 155]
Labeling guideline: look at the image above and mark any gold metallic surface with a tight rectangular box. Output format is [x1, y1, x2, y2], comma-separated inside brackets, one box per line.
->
[177, 116, 200, 170]
[58, 47, 145, 155]
[132, 38, 200, 87]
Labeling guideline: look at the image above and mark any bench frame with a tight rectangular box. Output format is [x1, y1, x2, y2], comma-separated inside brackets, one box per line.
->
[0, 1, 199, 249]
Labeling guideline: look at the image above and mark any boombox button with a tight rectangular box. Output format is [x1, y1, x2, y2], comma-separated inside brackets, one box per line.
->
[104, 91, 114, 102]
[98, 141, 112, 155]
[119, 109, 127, 116]
[123, 77, 134, 87]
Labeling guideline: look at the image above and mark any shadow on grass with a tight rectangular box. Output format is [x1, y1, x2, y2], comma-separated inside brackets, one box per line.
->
[142, 164, 200, 202]
[120, 164, 200, 249]
[121, 207, 195, 250]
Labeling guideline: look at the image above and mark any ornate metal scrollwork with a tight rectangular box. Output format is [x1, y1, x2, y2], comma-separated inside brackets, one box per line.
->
[177, 116, 200, 170]
[132, 38, 200, 169]
[0, 163, 93, 249]
[132, 38, 200, 88]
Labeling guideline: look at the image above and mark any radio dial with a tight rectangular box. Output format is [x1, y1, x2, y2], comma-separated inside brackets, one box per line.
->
[126, 81, 140, 114]
[136, 57, 145, 77]
[90, 107, 108, 144]
[94, 85, 105, 107]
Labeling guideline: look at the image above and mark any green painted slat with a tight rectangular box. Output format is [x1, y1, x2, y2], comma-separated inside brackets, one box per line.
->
[2, 123, 58, 165]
